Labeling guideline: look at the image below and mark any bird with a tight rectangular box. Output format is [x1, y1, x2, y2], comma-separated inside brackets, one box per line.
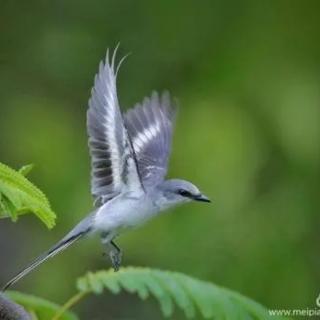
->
[2, 46, 210, 291]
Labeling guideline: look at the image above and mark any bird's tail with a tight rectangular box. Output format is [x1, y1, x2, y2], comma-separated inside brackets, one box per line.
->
[2, 214, 94, 292]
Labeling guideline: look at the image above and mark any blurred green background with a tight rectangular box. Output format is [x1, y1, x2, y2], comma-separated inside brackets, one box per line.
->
[1, 0, 320, 319]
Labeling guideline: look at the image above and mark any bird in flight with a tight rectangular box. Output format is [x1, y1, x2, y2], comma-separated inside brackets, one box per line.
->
[3, 47, 210, 291]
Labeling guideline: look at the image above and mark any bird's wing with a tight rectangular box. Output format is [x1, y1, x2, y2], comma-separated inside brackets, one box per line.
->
[124, 91, 176, 188]
[87, 49, 143, 205]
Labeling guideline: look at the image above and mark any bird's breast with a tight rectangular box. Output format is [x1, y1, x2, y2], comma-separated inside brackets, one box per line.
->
[93, 194, 158, 233]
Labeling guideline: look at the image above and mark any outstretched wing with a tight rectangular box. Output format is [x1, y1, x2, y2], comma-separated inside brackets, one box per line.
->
[87, 49, 143, 205]
[124, 91, 176, 188]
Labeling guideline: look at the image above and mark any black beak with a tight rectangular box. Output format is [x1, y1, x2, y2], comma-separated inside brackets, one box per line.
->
[193, 194, 211, 203]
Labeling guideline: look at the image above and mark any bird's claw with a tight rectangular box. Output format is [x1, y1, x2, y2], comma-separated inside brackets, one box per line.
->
[109, 250, 122, 272]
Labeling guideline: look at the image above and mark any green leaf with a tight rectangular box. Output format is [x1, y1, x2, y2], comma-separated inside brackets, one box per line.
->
[19, 164, 35, 176]
[77, 267, 284, 319]
[6, 291, 79, 320]
[0, 162, 56, 228]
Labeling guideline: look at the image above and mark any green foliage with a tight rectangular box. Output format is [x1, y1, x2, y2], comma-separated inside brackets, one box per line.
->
[19, 164, 35, 176]
[77, 267, 280, 319]
[0, 162, 56, 228]
[6, 291, 78, 320]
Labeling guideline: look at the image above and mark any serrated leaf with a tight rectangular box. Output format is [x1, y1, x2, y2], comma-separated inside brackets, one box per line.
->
[19, 164, 34, 176]
[6, 291, 78, 320]
[0, 162, 56, 228]
[76, 267, 285, 320]
[154, 271, 196, 319]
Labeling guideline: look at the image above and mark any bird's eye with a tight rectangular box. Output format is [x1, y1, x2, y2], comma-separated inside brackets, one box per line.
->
[178, 189, 192, 197]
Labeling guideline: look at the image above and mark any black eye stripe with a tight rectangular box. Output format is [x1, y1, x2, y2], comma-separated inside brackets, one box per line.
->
[178, 189, 192, 197]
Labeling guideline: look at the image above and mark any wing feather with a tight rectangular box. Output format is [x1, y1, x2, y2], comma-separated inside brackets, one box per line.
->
[87, 48, 142, 205]
[124, 91, 176, 187]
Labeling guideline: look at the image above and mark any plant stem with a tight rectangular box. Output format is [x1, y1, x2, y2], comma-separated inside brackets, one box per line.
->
[51, 291, 88, 320]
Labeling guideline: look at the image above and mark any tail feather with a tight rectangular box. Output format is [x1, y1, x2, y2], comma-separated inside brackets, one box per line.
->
[2, 232, 84, 292]
[2, 214, 95, 292]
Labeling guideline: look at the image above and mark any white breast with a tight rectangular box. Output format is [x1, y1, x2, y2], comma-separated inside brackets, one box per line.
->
[93, 193, 158, 234]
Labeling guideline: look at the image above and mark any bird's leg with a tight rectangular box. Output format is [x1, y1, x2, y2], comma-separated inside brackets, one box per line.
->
[101, 232, 122, 272]
[110, 240, 122, 272]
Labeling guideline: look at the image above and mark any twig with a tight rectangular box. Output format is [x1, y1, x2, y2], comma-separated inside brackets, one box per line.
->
[52, 291, 88, 320]
[0, 293, 31, 320]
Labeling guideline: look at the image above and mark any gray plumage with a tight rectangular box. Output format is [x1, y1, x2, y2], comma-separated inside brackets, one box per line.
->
[87, 49, 142, 204]
[2, 47, 210, 292]
[125, 91, 176, 188]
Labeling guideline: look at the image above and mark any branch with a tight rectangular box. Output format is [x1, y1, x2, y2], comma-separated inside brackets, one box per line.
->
[0, 293, 31, 320]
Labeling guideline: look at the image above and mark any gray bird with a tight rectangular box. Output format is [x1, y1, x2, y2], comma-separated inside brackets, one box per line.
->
[2, 47, 210, 291]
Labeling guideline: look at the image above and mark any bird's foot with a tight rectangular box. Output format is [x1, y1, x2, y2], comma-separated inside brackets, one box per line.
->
[109, 249, 122, 272]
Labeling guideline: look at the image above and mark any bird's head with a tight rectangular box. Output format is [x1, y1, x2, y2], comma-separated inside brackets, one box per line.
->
[158, 179, 211, 207]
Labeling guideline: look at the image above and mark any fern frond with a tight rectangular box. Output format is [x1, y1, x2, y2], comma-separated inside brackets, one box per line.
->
[76, 267, 282, 319]
[19, 164, 35, 176]
[0, 162, 56, 228]
[6, 291, 78, 320]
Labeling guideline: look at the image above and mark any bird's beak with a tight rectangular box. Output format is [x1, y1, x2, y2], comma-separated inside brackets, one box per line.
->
[194, 194, 211, 203]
